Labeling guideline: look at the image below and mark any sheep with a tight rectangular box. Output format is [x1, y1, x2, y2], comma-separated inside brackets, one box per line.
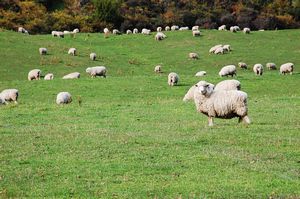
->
[18, 27, 28, 34]
[192, 26, 199, 31]
[189, 53, 199, 59]
[133, 28, 139, 34]
[165, 26, 170, 31]
[230, 26, 240, 33]
[0, 89, 19, 104]
[63, 30, 71, 35]
[44, 73, 54, 80]
[266, 63, 276, 70]
[171, 25, 179, 31]
[113, 29, 121, 35]
[209, 44, 223, 54]
[195, 71, 207, 77]
[86, 66, 106, 78]
[222, 44, 231, 52]
[28, 69, 41, 81]
[193, 80, 250, 126]
[155, 32, 167, 41]
[154, 65, 162, 73]
[103, 28, 110, 34]
[62, 72, 80, 79]
[238, 62, 248, 69]
[219, 65, 237, 77]
[56, 92, 72, 104]
[192, 30, 201, 37]
[90, 53, 96, 61]
[214, 47, 224, 54]
[183, 82, 215, 102]
[168, 72, 179, 86]
[0, 97, 5, 105]
[126, 30, 132, 34]
[179, 27, 189, 31]
[280, 63, 294, 75]
[141, 28, 151, 35]
[218, 25, 226, 31]
[39, 47, 47, 55]
[215, 79, 241, 91]
[243, 27, 251, 34]
[68, 48, 76, 56]
[52, 31, 64, 38]
[157, 27, 162, 32]
[73, 28, 80, 33]
[253, 64, 263, 75]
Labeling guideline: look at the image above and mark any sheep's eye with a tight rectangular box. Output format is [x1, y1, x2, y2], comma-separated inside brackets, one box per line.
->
[195, 85, 198, 87]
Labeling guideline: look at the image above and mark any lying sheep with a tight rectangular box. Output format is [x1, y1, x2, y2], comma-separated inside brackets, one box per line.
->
[0, 89, 19, 104]
[141, 28, 151, 35]
[253, 64, 263, 75]
[157, 27, 162, 32]
[195, 71, 206, 77]
[266, 63, 276, 70]
[222, 44, 231, 52]
[113, 29, 121, 35]
[86, 66, 106, 78]
[90, 53, 96, 61]
[179, 27, 189, 31]
[193, 80, 250, 126]
[63, 72, 80, 79]
[189, 53, 199, 59]
[168, 72, 179, 86]
[28, 69, 41, 81]
[56, 92, 72, 104]
[171, 25, 179, 31]
[219, 65, 237, 77]
[39, 48, 47, 55]
[209, 44, 222, 54]
[215, 79, 241, 91]
[218, 25, 226, 31]
[44, 73, 54, 80]
[192, 26, 199, 31]
[238, 62, 248, 69]
[155, 32, 167, 41]
[165, 26, 170, 31]
[133, 28, 139, 34]
[154, 65, 162, 73]
[243, 27, 251, 34]
[280, 63, 294, 75]
[68, 48, 76, 56]
[192, 30, 201, 37]
[126, 30, 132, 34]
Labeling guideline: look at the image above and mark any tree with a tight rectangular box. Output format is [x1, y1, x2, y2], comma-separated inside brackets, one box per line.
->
[92, 0, 123, 25]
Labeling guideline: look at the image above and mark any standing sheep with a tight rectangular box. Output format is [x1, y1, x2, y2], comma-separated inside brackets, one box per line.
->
[214, 79, 241, 91]
[266, 63, 276, 70]
[133, 28, 139, 34]
[154, 65, 162, 73]
[193, 81, 250, 126]
[209, 44, 222, 54]
[238, 62, 248, 69]
[183, 82, 215, 102]
[0, 89, 19, 104]
[179, 27, 189, 31]
[218, 25, 226, 31]
[68, 48, 76, 56]
[39, 48, 47, 55]
[103, 28, 110, 34]
[219, 65, 237, 77]
[126, 30, 132, 34]
[243, 28, 251, 34]
[73, 28, 80, 33]
[28, 69, 41, 81]
[113, 29, 121, 35]
[171, 25, 179, 31]
[56, 92, 72, 104]
[280, 63, 294, 75]
[90, 53, 96, 61]
[44, 73, 54, 80]
[62, 72, 80, 79]
[214, 47, 224, 54]
[86, 66, 107, 78]
[192, 30, 201, 37]
[155, 32, 167, 41]
[189, 53, 199, 59]
[168, 72, 179, 86]
[157, 27, 162, 32]
[141, 28, 151, 35]
[165, 26, 170, 31]
[253, 64, 263, 75]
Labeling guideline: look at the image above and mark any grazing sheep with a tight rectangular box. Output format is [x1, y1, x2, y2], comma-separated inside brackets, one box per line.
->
[90, 53, 96, 61]
[104, 28, 110, 34]
[183, 82, 215, 102]
[222, 44, 231, 52]
[189, 53, 199, 59]
[68, 48, 76, 56]
[195, 71, 206, 77]
[171, 25, 179, 31]
[219, 65, 237, 77]
[126, 30, 132, 34]
[165, 26, 170, 31]
[253, 64, 263, 75]
[230, 26, 240, 33]
[62, 72, 80, 79]
[141, 28, 151, 35]
[209, 44, 223, 54]
[266, 63, 276, 70]
[28, 69, 41, 81]
[133, 28, 139, 34]
[243, 27, 251, 34]
[44, 73, 54, 80]
[218, 25, 226, 31]
[0, 89, 19, 104]
[56, 92, 72, 104]
[280, 63, 294, 75]
[193, 80, 250, 126]
[154, 65, 162, 73]
[39, 48, 47, 55]
[155, 32, 167, 41]
[113, 29, 121, 35]
[192, 30, 201, 37]
[168, 72, 179, 86]
[179, 27, 189, 31]
[157, 27, 162, 32]
[52, 31, 64, 38]
[214, 47, 224, 54]
[238, 62, 248, 69]
[215, 79, 241, 91]
[192, 26, 199, 31]
[73, 28, 80, 33]
[86, 66, 106, 78]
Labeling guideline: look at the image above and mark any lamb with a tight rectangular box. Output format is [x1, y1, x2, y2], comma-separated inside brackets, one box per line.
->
[126, 30, 132, 34]
[90, 53, 96, 61]
[68, 48, 76, 56]
[253, 64, 263, 75]
[86, 66, 106, 78]
[171, 25, 179, 31]
[39, 48, 47, 55]
[219, 65, 237, 77]
[192, 26, 199, 31]
[243, 27, 251, 34]
[168, 72, 179, 86]
[189, 53, 199, 59]
[155, 32, 166, 41]
[179, 27, 189, 31]
[44, 73, 54, 80]
[214, 47, 224, 54]
[141, 28, 151, 35]
[157, 27, 162, 32]
[209, 44, 222, 53]
[215, 79, 241, 91]
[56, 92, 72, 104]
[192, 30, 201, 37]
[113, 29, 121, 35]
[195, 71, 206, 77]
[280, 63, 294, 75]
[154, 65, 162, 73]
[218, 25, 226, 31]
[0, 89, 19, 104]
[165, 26, 170, 31]
[62, 72, 80, 79]
[193, 80, 250, 126]
[238, 62, 248, 69]
[28, 69, 41, 81]
[133, 28, 139, 34]
[266, 63, 276, 70]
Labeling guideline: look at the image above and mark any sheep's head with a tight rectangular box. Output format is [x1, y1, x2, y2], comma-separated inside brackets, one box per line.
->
[86, 67, 91, 73]
[195, 81, 214, 96]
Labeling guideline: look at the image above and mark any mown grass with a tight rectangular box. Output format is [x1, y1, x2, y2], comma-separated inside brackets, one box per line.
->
[0, 29, 299, 198]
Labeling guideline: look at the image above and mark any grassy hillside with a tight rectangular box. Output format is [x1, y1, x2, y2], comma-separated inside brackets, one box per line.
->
[0, 29, 299, 198]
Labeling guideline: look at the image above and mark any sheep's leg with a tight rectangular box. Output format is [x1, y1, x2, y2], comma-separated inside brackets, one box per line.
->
[242, 115, 251, 124]
[238, 117, 242, 123]
[208, 117, 214, 126]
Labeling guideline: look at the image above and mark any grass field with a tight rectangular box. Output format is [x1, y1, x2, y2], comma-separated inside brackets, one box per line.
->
[0, 29, 299, 198]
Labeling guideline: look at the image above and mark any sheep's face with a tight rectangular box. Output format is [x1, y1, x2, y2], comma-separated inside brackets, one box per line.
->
[86, 68, 91, 73]
[195, 81, 214, 96]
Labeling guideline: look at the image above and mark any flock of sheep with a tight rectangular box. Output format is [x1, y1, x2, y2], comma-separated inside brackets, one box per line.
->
[6, 25, 295, 126]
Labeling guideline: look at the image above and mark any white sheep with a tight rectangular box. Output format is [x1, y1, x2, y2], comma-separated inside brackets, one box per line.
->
[155, 32, 166, 41]
[56, 92, 72, 104]
[168, 72, 179, 86]
[44, 73, 54, 80]
[52, 31, 64, 38]
[133, 28, 139, 34]
[222, 44, 231, 52]
[18, 27, 28, 34]
[193, 80, 250, 126]
[195, 71, 206, 77]
[157, 27, 162, 32]
[86, 66, 106, 78]
[230, 26, 240, 32]
[243, 27, 251, 34]
[104, 28, 110, 34]
[219, 65, 237, 77]
[192, 30, 201, 37]
[62, 72, 80, 79]
[253, 64, 263, 75]
[0, 89, 19, 104]
[171, 25, 179, 31]
[141, 28, 151, 35]
[266, 63, 276, 70]
[39, 48, 47, 55]
[73, 28, 80, 33]
[214, 47, 224, 54]
[192, 26, 199, 31]
[68, 48, 76, 56]
[154, 65, 162, 73]
[90, 53, 96, 61]
[280, 63, 294, 75]
[63, 30, 71, 35]
[126, 30, 132, 34]
[183, 82, 215, 102]
[165, 26, 170, 31]
[218, 25, 226, 31]
[215, 79, 241, 91]
[28, 69, 41, 81]
[189, 53, 199, 59]
[179, 27, 189, 31]
[113, 29, 121, 35]
[209, 44, 223, 54]
[238, 62, 248, 69]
